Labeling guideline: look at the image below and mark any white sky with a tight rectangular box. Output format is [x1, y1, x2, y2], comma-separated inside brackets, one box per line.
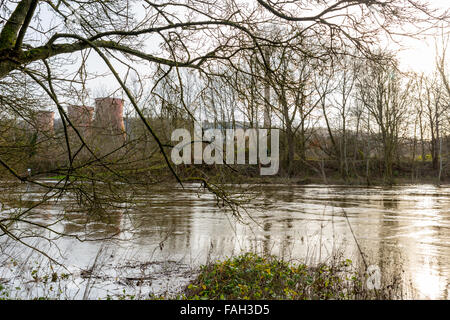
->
[395, 29, 446, 74]
[83, 1, 449, 88]
[393, 0, 449, 74]
[32, 0, 449, 115]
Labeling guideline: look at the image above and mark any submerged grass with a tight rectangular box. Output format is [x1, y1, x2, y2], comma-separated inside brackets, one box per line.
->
[177, 252, 402, 300]
[0, 248, 406, 300]
[0, 252, 405, 300]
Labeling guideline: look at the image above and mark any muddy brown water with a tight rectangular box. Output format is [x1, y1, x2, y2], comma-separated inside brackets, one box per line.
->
[0, 182, 449, 299]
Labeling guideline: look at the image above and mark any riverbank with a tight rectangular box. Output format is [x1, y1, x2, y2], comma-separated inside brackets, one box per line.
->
[5, 154, 448, 188]
[241, 175, 449, 186]
[168, 160, 450, 186]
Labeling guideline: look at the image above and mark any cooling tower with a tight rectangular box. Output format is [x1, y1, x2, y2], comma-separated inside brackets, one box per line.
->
[68, 105, 94, 128]
[93, 97, 126, 154]
[67, 105, 94, 138]
[35, 110, 55, 134]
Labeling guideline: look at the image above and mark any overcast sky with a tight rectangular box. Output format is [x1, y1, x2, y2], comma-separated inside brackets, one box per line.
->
[82, 1, 449, 92]
[30, 0, 448, 116]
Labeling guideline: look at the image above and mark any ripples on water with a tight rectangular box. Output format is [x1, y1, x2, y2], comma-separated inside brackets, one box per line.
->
[0, 182, 449, 299]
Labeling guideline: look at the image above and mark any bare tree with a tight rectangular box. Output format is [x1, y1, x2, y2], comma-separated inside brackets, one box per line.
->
[357, 55, 412, 184]
[0, 0, 447, 259]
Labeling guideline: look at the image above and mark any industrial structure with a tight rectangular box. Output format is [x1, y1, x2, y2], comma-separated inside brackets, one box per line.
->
[33, 97, 127, 160]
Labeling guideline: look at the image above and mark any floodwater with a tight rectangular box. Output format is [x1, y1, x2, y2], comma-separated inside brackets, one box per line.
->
[0, 182, 449, 299]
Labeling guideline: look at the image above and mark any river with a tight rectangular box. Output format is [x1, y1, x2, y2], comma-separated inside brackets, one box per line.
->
[0, 183, 449, 299]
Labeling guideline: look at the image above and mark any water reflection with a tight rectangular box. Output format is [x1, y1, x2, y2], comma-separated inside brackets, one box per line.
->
[1, 183, 449, 299]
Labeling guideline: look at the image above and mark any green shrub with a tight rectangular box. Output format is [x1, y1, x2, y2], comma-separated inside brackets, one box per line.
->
[183, 253, 364, 300]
